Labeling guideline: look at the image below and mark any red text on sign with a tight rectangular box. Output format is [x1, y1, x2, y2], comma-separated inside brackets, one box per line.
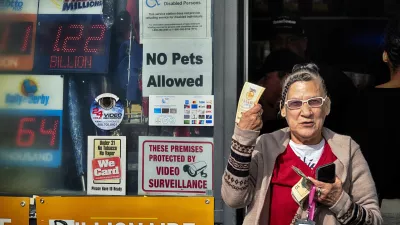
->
[91, 107, 103, 118]
[49, 55, 93, 69]
[148, 144, 204, 153]
[149, 144, 169, 152]
[156, 166, 180, 176]
[148, 179, 207, 189]
[170, 145, 203, 153]
[187, 155, 196, 162]
[149, 154, 185, 162]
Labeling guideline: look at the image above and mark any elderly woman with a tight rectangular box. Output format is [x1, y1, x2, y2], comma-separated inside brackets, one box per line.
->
[222, 63, 382, 225]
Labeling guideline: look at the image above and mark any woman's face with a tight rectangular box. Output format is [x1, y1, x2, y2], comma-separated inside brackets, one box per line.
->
[282, 80, 330, 145]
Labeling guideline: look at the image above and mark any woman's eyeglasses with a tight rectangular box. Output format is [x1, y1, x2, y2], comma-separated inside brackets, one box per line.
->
[285, 96, 327, 110]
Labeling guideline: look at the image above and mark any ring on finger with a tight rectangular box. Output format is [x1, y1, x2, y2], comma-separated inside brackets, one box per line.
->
[317, 187, 322, 197]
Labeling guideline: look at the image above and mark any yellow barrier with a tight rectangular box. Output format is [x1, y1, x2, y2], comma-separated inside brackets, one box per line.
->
[36, 196, 214, 225]
[0, 196, 30, 225]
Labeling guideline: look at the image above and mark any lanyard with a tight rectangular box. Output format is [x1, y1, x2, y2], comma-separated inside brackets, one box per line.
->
[308, 185, 316, 221]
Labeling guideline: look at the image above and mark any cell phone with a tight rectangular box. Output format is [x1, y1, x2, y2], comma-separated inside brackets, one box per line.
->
[316, 163, 336, 183]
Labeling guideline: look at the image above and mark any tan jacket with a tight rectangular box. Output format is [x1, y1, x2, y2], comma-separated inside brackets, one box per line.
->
[221, 125, 382, 225]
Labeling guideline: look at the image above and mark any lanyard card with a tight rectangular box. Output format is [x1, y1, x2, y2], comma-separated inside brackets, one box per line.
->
[308, 185, 317, 221]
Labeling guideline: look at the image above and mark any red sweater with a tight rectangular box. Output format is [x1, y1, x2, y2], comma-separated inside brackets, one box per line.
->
[268, 141, 337, 225]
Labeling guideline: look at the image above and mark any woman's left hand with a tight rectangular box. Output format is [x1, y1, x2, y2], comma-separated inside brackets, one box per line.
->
[308, 176, 344, 207]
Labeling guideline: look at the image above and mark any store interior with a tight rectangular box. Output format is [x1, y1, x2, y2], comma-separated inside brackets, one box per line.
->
[249, 0, 394, 87]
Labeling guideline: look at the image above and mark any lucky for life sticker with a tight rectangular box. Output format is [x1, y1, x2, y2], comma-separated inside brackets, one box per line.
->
[90, 93, 124, 130]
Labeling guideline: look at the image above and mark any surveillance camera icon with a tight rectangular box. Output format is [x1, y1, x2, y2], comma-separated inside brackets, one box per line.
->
[183, 161, 207, 178]
[53, 220, 68, 225]
[95, 93, 118, 110]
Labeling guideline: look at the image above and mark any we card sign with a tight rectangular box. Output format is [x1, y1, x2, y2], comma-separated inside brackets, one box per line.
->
[91, 157, 121, 180]
[87, 136, 126, 195]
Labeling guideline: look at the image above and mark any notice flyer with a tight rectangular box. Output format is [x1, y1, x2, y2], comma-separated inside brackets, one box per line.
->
[142, 38, 212, 97]
[149, 95, 214, 126]
[138, 136, 214, 196]
[139, 0, 212, 41]
[87, 136, 126, 195]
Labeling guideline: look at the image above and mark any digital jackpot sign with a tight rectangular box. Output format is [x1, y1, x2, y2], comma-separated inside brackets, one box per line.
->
[0, 0, 39, 72]
[34, 15, 111, 73]
[0, 75, 64, 167]
[34, 0, 111, 73]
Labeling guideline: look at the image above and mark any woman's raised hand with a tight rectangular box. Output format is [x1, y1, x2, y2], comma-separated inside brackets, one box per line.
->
[237, 104, 263, 131]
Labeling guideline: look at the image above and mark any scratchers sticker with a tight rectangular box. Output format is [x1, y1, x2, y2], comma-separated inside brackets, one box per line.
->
[235, 82, 265, 123]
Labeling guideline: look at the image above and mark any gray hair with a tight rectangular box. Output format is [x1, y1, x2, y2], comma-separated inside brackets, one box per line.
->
[280, 63, 328, 108]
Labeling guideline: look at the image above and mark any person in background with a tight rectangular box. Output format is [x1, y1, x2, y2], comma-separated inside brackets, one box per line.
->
[222, 63, 382, 225]
[268, 15, 308, 59]
[377, 15, 400, 88]
[348, 15, 400, 202]
[255, 49, 306, 134]
[267, 15, 357, 135]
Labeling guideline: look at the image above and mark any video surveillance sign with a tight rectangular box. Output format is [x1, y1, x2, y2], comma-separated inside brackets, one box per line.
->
[138, 136, 214, 196]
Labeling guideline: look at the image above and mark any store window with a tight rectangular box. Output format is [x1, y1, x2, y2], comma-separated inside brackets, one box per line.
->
[0, 0, 215, 199]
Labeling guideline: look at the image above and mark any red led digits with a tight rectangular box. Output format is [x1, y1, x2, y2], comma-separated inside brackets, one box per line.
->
[53, 25, 63, 52]
[20, 25, 32, 52]
[0, 25, 9, 52]
[62, 24, 84, 53]
[48, 23, 107, 69]
[16, 117, 36, 147]
[0, 22, 33, 54]
[40, 119, 59, 147]
[15, 117, 59, 148]
[51, 24, 105, 53]
[84, 24, 106, 53]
